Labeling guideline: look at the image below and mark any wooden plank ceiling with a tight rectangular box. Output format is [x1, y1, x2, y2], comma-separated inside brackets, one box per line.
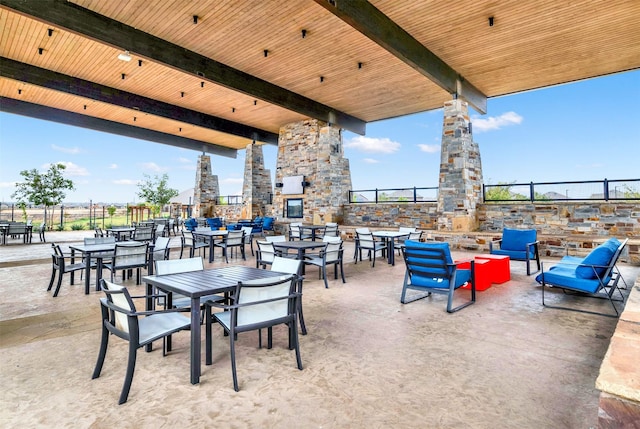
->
[1, 0, 639, 157]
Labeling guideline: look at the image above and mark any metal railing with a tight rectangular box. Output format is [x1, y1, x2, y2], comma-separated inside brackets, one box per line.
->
[483, 178, 640, 202]
[349, 187, 438, 204]
[217, 195, 243, 205]
[348, 178, 640, 204]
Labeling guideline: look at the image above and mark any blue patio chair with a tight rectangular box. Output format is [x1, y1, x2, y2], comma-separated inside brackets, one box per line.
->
[261, 216, 275, 234]
[401, 240, 476, 313]
[206, 217, 223, 230]
[489, 228, 540, 275]
[184, 218, 197, 231]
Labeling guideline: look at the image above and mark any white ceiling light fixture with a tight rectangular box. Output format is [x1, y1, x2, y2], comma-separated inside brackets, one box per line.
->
[117, 50, 132, 61]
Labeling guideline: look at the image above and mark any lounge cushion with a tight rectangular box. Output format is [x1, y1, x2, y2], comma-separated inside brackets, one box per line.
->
[491, 248, 534, 260]
[535, 266, 610, 294]
[501, 228, 537, 251]
[575, 245, 615, 279]
[410, 268, 472, 290]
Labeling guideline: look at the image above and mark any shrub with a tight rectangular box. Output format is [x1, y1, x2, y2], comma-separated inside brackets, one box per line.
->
[71, 223, 86, 231]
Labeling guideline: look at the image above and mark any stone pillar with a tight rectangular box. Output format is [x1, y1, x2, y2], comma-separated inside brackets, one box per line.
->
[437, 100, 483, 231]
[241, 143, 273, 219]
[193, 154, 219, 218]
[274, 119, 352, 225]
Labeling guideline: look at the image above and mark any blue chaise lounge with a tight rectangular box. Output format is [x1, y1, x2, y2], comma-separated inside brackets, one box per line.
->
[536, 237, 628, 317]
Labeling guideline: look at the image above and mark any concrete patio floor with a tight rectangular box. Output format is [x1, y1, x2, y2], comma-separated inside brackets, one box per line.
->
[1, 230, 638, 428]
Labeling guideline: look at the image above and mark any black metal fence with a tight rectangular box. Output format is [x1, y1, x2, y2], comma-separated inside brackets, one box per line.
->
[349, 187, 438, 203]
[348, 178, 640, 204]
[483, 178, 640, 202]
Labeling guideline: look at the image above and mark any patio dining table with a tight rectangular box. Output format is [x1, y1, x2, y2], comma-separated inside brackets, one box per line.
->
[191, 229, 228, 263]
[299, 225, 326, 241]
[372, 231, 410, 266]
[106, 226, 135, 241]
[273, 240, 327, 274]
[143, 265, 287, 385]
[69, 240, 152, 294]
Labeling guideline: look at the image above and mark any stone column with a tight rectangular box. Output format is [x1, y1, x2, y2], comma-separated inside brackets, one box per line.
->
[193, 154, 219, 218]
[241, 143, 273, 219]
[437, 100, 483, 231]
[274, 119, 352, 225]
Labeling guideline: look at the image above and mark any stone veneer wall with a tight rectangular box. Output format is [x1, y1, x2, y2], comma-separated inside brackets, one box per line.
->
[193, 155, 219, 218]
[340, 201, 640, 264]
[437, 100, 483, 231]
[242, 143, 273, 219]
[273, 119, 351, 226]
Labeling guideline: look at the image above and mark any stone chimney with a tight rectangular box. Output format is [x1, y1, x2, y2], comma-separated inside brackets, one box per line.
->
[193, 154, 219, 217]
[437, 100, 483, 231]
[242, 143, 273, 219]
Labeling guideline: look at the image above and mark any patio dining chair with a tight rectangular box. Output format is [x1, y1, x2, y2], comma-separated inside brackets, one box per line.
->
[151, 236, 171, 263]
[355, 230, 386, 267]
[133, 226, 153, 243]
[271, 256, 306, 336]
[179, 230, 208, 259]
[204, 274, 302, 392]
[214, 230, 245, 263]
[92, 279, 191, 404]
[303, 236, 345, 289]
[103, 242, 149, 285]
[47, 243, 87, 297]
[241, 226, 255, 256]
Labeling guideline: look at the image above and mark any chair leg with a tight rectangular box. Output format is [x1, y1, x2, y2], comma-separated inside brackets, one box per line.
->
[291, 320, 303, 370]
[92, 322, 110, 380]
[230, 330, 239, 392]
[322, 265, 329, 289]
[119, 340, 138, 404]
[47, 267, 57, 291]
[53, 271, 64, 297]
[205, 306, 213, 365]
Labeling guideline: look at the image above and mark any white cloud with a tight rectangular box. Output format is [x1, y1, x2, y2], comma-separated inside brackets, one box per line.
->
[345, 136, 400, 154]
[109, 164, 118, 169]
[177, 157, 191, 164]
[51, 144, 81, 154]
[44, 161, 89, 176]
[418, 144, 440, 153]
[139, 162, 165, 173]
[363, 158, 379, 164]
[0, 181, 16, 188]
[112, 179, 139, 185]
[472, 111, 523, 132]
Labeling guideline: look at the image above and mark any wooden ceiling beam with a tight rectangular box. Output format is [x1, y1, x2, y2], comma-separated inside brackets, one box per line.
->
[0, 97, 238, 158]
[1, 58, 279, 145]
[313, 0, 487, 114]
[2, 0, 367, 135]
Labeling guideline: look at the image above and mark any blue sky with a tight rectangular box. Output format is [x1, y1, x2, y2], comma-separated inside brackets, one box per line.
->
[0, 69, 638, 204]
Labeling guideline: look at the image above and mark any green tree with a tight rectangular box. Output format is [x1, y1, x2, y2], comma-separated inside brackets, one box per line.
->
[11, 163, 75, 225]
[484, 182, 513, 201]
[107, 205, 117, 227]
[136, 174, 178, 217]
[622, 185, 640, 199]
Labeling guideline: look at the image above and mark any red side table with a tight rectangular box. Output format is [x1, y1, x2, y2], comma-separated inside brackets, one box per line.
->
[475, 254, 511, 284]
[456, 259, 492, 291]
